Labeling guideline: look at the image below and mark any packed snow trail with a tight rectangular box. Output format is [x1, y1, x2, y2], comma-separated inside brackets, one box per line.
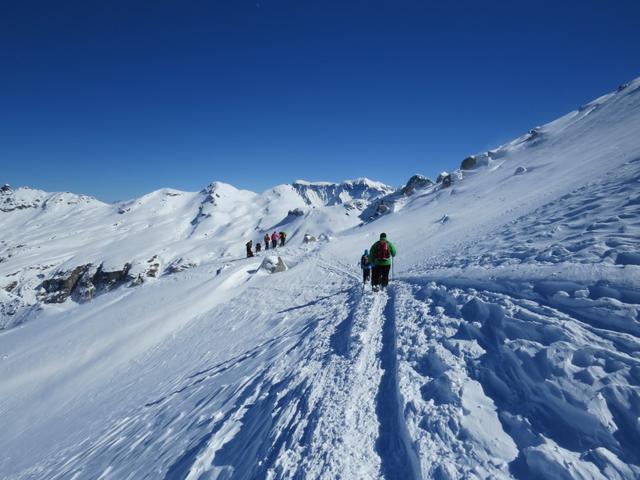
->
[375, 289, 422, 480]
[2, 255, 422, 480]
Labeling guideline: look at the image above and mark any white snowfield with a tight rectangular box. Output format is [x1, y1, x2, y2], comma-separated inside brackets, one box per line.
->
[1, 78, 639, 479]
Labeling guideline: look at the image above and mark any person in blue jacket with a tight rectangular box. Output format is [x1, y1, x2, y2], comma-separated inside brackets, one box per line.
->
[360, 249, 372, 286]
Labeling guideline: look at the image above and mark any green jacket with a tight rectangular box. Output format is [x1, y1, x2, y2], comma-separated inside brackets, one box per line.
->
[368, 239, 396, 266]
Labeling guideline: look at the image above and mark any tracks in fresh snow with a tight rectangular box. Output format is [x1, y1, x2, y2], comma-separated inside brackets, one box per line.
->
[376, 290, 422, 480]
[390, 277, 640, 479]
[11, 254, 638, 479]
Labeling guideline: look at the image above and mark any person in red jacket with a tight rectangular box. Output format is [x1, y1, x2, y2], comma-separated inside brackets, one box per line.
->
[271, 231, 279, 249]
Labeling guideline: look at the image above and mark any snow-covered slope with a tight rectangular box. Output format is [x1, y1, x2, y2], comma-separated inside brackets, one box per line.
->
[0, 177, 392, 328]
[0, 78, 639, 479]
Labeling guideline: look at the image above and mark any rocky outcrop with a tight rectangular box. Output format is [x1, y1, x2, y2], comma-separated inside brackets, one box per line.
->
[400, 175, 434, 196]
[437, 171, 463, 188]
[460, 156, 477, 170]
[437, 172, 452, 187]
[130, 256, 162, 285]
[459, 152, 496, 171]
[260, 256, 288, 273]
[38, 262, 133, 304]
[39, 265, 91, 303]
[92, 263, 132, 292]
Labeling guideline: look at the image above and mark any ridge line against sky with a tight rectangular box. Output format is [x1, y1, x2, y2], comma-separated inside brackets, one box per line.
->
[1, 0, 639, 202]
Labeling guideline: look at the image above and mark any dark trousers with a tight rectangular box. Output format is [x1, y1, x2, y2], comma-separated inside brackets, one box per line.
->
[372, 264, 391, 288]
[271, 239, 277, 249]
[265, 241, 269, 250]
[363, 268, 371, 284]
[280, 238, 286, 247]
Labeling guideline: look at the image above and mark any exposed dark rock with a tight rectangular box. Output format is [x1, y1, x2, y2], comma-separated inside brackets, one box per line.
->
[461, 156, 477, 170]
[0, 187, 44, 212]
[437, 172, 452, 187]
[3, 281, 17, 293]
[92, 263, 132, 292]
[400, 175, 434, 195]
[523, 127, 543, 146]
[287, 208, 305, 217]
[437, 171, 463, 189]
[146, 255, 160, 278]
[39, 262, 134, 304]
[515, 166, 527, 175]
[191, 204, 212, 226]
[460, 152, 493, 170]
[39, 264, 91, 303]
[132, 256, 162, 285]
[71, 264, 98, 302]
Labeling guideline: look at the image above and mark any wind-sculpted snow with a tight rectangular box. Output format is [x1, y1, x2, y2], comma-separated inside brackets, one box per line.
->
[392, 279, 639, 479]
[1, 78, 640, 479]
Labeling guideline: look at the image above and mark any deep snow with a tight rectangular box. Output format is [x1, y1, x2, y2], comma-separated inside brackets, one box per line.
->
[1, 78, 639, 479]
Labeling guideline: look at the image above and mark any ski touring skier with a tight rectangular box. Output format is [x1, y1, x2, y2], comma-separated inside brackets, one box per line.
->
[255, 242, 262, 253]
[271, 231, 279, 249]
[368, 233, 396, 292]
[279, 231, 287, 247]
[360, 249, 372, 287]
[264, 233, 270, 250]
[246, 240, 254, 258]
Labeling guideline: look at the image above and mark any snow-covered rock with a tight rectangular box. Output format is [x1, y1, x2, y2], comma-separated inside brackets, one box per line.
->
[400, 174, 434, 195]
[260, 255, 288, 273]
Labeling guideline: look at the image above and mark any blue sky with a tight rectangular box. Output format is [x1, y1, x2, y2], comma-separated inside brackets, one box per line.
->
[1, 0, 639, 202]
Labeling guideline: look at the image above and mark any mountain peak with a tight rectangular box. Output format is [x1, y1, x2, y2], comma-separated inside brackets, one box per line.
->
[290, 177, 393, 207]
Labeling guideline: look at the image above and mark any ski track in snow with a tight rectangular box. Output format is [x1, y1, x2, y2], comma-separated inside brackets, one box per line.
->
[9, 262, 408, 480]
[4, 239, 640, 479]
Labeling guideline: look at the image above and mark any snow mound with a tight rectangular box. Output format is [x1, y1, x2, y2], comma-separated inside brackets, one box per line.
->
[260, 256, 288, 273]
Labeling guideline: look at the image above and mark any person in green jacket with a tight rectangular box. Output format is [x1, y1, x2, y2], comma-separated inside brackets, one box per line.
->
[368, 233, 397, 291]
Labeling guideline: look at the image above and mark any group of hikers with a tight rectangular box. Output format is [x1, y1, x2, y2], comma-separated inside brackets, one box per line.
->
[245, 230, 395, 292]
[360, 232, 396, 292]
[246, 231, 287, 257]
